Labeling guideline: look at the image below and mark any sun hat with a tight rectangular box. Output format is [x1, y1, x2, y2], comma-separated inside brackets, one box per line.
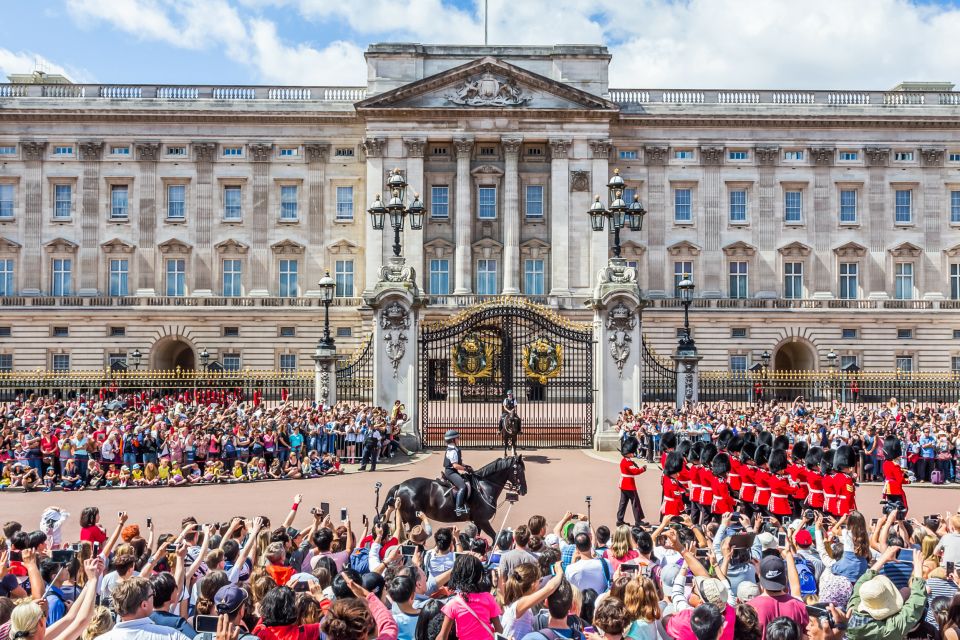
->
[757, 531, 777, 551]
[857, 574, 903, 620]
[736, 581, 760, 602]
[694, 577, 730, 608]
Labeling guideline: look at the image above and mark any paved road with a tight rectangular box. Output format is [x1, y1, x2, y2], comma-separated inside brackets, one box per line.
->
[5, 450, 960, 538]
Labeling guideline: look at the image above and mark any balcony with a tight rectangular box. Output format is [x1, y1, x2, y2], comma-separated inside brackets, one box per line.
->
[0, 83, 366, 105]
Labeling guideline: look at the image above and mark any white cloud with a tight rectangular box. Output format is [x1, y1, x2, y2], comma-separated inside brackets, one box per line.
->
[247, 19, 365, 84]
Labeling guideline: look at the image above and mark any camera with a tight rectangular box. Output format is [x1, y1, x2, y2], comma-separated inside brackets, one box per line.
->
[880, 500, 907, 521]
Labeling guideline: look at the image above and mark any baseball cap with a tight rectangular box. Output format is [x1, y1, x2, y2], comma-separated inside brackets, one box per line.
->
[759, 555, 788, 591]
[214, 584, 248, 614]
[757, 532, 777, 551]
[736, 581, 760, 602]
[693, 577, 730, 607]
[794, 530, 813, 547]
[572, 522, 591, 537]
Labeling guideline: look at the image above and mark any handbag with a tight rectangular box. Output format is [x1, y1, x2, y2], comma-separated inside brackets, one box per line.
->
[457, 594, 496, 639]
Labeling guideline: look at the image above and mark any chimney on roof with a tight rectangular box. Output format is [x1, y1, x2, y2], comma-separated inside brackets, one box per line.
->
[889, 81, 954, 92]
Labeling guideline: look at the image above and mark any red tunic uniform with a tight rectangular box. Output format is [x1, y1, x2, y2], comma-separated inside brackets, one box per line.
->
[677, 465, 692, 496]
[882, 460, 909, 508]
[805, 467, 824, 509]
[767, 473, 794, 516]
[822, 473, 839, 516]
[787, 462, 809, 504]
[835, 472, 857, 516]
[698, 465, 714, 506]
[660, 450, 670, 469]
[710, 475, 735, 515]
[661, 475, 684, 516]
[739, 464, 757, 504]
[689, 463, 704, 504]
[619, 457, 646, 490]
[728, 457, 743, 493]
[753, 468, 771, 508]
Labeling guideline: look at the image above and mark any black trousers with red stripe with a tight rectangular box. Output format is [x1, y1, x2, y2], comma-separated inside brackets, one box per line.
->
[617, 488, 644, 526]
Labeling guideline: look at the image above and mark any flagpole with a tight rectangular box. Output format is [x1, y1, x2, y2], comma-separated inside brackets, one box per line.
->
[484, 0, 488, 45]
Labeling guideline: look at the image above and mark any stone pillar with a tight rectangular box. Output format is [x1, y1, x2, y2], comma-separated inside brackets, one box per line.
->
[501, 136, 523, 295]
[643, 146, 668, 294]
[754, 147, 779, 295]
[78, 141, 104, 295]
[921, 148, 945, 299]
[403, 138, 426, 291]
[362, 137, 386, 296]
[811, 147, 834, 297]
[549, 138, 572, 297]
[312, 345, 337, 407]
[20, 141, 46, 295]
[305, 143, 329, 293]
[672, 352, 703, 409]
[589, 142, 611, 288]
[135, 142, 160, 295]
[865, 147, 890, 298]
[248, 143, 273, 296]
[591, 259, 645, 450]
[453, 138, 473, 294]
[192, 142, 217, 296]
[700, 146, 723, 295]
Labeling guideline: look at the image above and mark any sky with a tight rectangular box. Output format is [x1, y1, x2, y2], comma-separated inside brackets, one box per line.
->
[2, 0, 960, 89]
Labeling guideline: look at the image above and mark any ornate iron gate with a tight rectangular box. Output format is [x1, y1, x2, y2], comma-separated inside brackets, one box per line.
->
[336, 335, 373, 403]
[420, 298, 594, 448]
[641, 337, 677, 403]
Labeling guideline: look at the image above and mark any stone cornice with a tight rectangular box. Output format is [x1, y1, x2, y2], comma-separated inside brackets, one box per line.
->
[192, 142, 217, 163]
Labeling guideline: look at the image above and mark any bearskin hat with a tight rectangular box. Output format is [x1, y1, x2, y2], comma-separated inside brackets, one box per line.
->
[661, 431, 678, 451]
[620, 436, 639, 457]
[711, 452, 732, 477]
[791, 441, 809, 463]
[700, 443, 718, 466]
[805, 446, 824, 470]
[773, 435, 790, 451]
[715, 429, 733, 451]
[740, 441, 757, 464]
[882, 436, 903, 460]
[833, 445, 855, 470]
[687, 441, 704, 464]
[820, 449, 835, 475]
[769, 449, 789, 474]
[757, 431, 774, 449]
[677, 440, 692, 460]
[728, 434, 745, 454]
[754, 444, 771, 466]
[664, 451, 685, 477]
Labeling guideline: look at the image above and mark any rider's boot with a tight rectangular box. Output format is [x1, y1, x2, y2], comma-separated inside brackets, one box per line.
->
[455, 488, 468, 516]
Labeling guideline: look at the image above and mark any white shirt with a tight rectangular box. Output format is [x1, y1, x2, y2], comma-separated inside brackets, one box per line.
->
[564, 556, 609, 594]
[98, 617, 191, 640]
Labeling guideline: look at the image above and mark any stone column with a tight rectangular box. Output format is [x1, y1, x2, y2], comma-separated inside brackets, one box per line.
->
[192, 142, 217, 296]
[453, 138, 474, 294]
[403, 138, 426, 291]
[700, 146, 723, 295]
[362, 137, 386, 295]
[643, 146, 668, 294]
[549, 138, 572, 297]
[312, 345, 337, 407]
[248, 143, 273, 296]
[135, 142, 160, 295]
[921, 148, 945, 299]
[865, 147, 890, 297]
[672, 352, 703, 409]
[501, 136, 523, 295]
[77, 141, 104, 295]
[305, 143, 329, 292]
[589, 141, 612, 287]
[811, 147, 834, 297]
[754, 147, 779, 294]
[20, 141, 46, 295]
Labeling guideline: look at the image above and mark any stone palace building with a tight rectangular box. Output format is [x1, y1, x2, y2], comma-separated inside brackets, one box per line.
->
[0, 43, 959, 374]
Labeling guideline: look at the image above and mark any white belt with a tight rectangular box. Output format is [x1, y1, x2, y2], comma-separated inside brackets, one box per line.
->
[664, 495, 681, 501]
[621, 474, 639, 479]
[771, 493, 789, 499]
[741, 483, 755, 488]
[809, 489, 823, 494]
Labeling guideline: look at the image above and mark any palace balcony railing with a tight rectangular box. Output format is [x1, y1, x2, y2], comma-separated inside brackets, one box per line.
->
[606, 88, 960, 109]
[0, 83, 366, 103]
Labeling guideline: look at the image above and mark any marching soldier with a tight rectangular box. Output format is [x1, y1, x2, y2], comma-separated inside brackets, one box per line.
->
[617, 435, 647, 526]
[752, 444, 772, 518]
[882, 435, 909, 515]
[710, 452, 736, 517]
[833, 444, 858, 517]
[803, 447, 825, 513]
[661, 451, 685, 517]
[767, 448, 796, 524]
[698, 444, 718, 525]
[738, 440, 758, 518]
[786, 441, 809, 519]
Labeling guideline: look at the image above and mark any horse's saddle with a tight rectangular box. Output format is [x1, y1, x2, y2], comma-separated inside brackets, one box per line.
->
[436, 474, 475, 497]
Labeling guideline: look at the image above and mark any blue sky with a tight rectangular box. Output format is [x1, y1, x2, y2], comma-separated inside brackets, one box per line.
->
[2, 0, 960, 88]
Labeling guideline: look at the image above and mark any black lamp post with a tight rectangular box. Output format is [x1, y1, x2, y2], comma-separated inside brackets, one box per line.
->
[318, 270, 336, 350]
[368, 168, 424, 258]
[199, 348, 210, 372]
[588, 169, 645, 258]
[826, 349, 838, 402]
[677, 276, 696, 355]
[130, 349, 142, 371]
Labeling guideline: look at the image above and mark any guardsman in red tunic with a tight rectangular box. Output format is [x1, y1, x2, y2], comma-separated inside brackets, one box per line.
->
[661, 451, 685, 517]
[752, 444, 772, 517]
[786, 441, 809, 518]
[687, 442, 705, 523]
[833, 445, 858, 517]
[698, 444, 718, 524]
[803, 447, 825, 512]
[726, 435, 745, 500]
[617, 436, 647, 526]
[659, 431, 678, 470]
[820, 450, 840, 516]
[710, 453, 736, 517]
[738, 442, 758, 518]
[767, 449, 796, 523]
[881, 435, 909, 514]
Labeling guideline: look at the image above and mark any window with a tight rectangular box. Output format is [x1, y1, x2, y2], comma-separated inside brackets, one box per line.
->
[166, 146, 187, 157]
[109, 326, 125, 337]
[729, 261, 748, 299]
[167, 184, 185, 220]
[784, 150, 804, 161]
[223, 327, 239, 337]
[526, 145, 544, 157]
[0, 354, 11, 372]
[279, 147, 298, 157]
[108, 353, 127, 370]
[954, 329, 960, 339]
[279, 354, 297, 372]
[839, 189, 858, 223]
[52, 326, 69, 337]
[110, 146, 129, 156]
[222, 259, 242, 297]
[109, 259, 129, 297]
[166, 258, 185, 297]
[840, 355, 859, 370]
[223, 186, 242, 220]
[894, 151, 914, 162]
[334, 147, 354, 158]
[52, 354, 70, 372]
[54, 184, 71, 218]
[335, 186, 353, 220]
[335, 260, 354, 297]
[729, 355, 748, 372]
[674, 188, 692, 222]
[430, 186, 449, 219]
[897, 328, 913, 339]
[336, 327, 352, 337]
[839, 262, 858, 299]
[840, 151, 859, 161]
[52, 258, 72, 296]
[478, 186, 497, 219]
[728, 151, 748, 160]
[894, 262, 914, 300]
[479, 146, 496, 156]
[619, 150, 638, 160]
[222, 353, 241, 372]
[280, 185, 298, 220]
[54, 146, 73, 156]
[674, 150, 694, 160]
[0, 146, 16, 156]
[279, 259, 298, 297]
[842, 328, 858, 339]
[673, 262, 692, 297]
[525, 185, 544, 218]
[477, 259, 498, 295]
[953, 357, 960, 374]
[951, 153, 960, 163]
[784, 190, 803, 223]
[109, 185, 129, 219]
[0, 259, 13, 296]
[783, 262, 803, 299]
[731, 328, 748, 338]
[0, 184, 13, 218]
[431, 145, 449, 156]
[429, 259, 450, 296]
[728, 190, 747, 222]
[953, 264, 960, 300]
[222, 146, 243, 157]
[0, 327, 9, 337]
[524, 259, 545, 295]
[895, 355, 913, 372]
[952, 191, 960, 224]
[279, 326, 296, 337]
[895, 189, 912, 224]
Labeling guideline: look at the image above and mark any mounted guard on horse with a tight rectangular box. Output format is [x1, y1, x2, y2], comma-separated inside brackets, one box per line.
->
[499, 390, 521, 456]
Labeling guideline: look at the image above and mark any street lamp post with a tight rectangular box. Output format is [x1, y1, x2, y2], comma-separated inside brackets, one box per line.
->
[760, 349, 771, 402]
[200, 348, 210, 372]
[130, 349, 142, 371]
[368, 168, 425, 258]
[318, 271, 336, 350]
[588, 169, 646, 258]
[677, 276, 696, 356]
[313, 271, 338, 407]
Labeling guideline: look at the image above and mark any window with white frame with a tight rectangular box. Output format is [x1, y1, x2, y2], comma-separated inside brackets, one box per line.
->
[0, 354, 11, 372]
[476, 259, 497, 295]
[674, 188, 692, 222]
[430, 186, 449, 218]
[783, 150, 804, 161]
[54, 184, 71, 219]
[222, 353, 241, 372]
[109, 259, 129, 297]
[0, 146, 16, 156]
[619, 150, 638, 160]
[110, 145, 129, 156]
[839, 262, 858, 299]
[729, 355, 748, 372]
[278, 259, 298, 297]
[841, 355, 858, 370]
[280, 185, 298, 220]
[842, 328, 858, 339]
[279, 147, 297, 157]
[839, 189, 858, 223]
[953, 357, 960, 374]
[0, 184, 13, 218]
[222, 146, 243, 157]
[524, 259, 545, 295]
[429, 259, 450, 295]
[0, 259, 13, 296]
[53, 146, 73, 157]
[478, 186, 497, 219]
[952, 263, 960, 300]
[279, 354, 297, 372]
[894, 262, 914, 300]
[334, 147, 354, 158]
[167, 184, 185, 220]
[840, 151, 859, 161]
[525, 185, 544, 218]
[673, 261, 692, 297]
[674, 150, 694, 160]
[335, 260, 354, 297]
[784, 262, 803, 299]
[110, 185, 128, 219]
[951, 191, 960, 224]
[166, 146, 187, 157]
[728, 150, 749, 160]
[894, 151, 914, 162]
[335, 186, 353, 220]
[222, 259, 241, 297]
[784, 190, 803, 223]
[895, 189, 912, 223]
[729, 261, 748, 299]
[52, 258, 71, 296]
[223, 185, 242, 220]
[895, 355, 914, 372]
[166, 258, 185, 297]
[52, 354, 70, 372]
[729, 189, 747, 222]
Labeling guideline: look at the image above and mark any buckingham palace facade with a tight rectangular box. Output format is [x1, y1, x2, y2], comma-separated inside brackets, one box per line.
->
[1, 43, 960, 374]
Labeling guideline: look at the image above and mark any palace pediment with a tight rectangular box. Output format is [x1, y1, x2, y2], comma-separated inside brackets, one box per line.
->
[356, 57, 616, 113]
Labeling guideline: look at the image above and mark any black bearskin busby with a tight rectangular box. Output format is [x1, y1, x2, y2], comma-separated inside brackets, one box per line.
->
[882, 436, 903, 460]
[687, 441, 704, 464]
[769, 448, 789, 474]
[700, 443, 718, 466]
[805, 446, 824, 470]
[728, 434, 745, 454]
[677, 440, 692, 460]
[773, 435, 790, 451]
[820, 449, 835, 475]
[740, 441, 757, 464]
[757, 431, 774, 449]
[833, 445, 855, 471]
[661, 431, 678, 452]
[791, 441, 809, 463]
[712, 452, 732, 477]
[620, 436, 639, 457]
[664, 451, 685, 477]
[716, 429, 733, 451]
[754, 444, 771, 467]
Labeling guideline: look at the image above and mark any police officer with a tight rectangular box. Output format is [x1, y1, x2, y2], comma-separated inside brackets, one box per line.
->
[500, 391, 519, 432]
[443, 429, 472, 516]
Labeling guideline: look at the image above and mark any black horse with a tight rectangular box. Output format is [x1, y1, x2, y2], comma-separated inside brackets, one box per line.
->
[499, 413, 521, 457]
[381, 455, 527, 538]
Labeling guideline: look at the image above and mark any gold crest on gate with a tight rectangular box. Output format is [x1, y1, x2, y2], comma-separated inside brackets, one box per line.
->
[522, 338, 563, 385]
[451, 334, 494, 384]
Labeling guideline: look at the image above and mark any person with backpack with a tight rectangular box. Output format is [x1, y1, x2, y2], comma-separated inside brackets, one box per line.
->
[521, 579, 583, 640]
[563, 534, 612, 596]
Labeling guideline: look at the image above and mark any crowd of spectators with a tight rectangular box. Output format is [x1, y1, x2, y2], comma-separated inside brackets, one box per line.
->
[0, 396, 411, 491]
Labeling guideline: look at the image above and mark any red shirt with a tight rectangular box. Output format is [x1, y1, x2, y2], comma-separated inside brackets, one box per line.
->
[619, 457, 646, 491]
[80, 525, 107, 545]
[805, 467, 824, 509]
[698, 466, 714, 505]
[689, 464, 704, 503]
[835, 472, 856, 516]
[787, 463, 808, 502]
[766, 473, 794, 515]
[728, 457, 743, 492]
[661, 475, 684, 516]
[822, 473, 839, 516]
